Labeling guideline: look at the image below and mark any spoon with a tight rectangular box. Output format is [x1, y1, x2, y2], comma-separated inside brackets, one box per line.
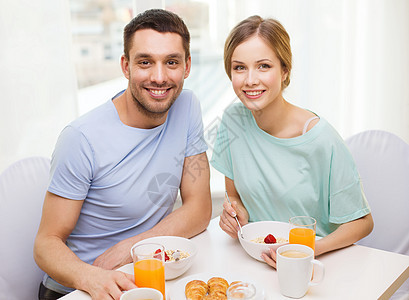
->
[225, 191, 244, 239]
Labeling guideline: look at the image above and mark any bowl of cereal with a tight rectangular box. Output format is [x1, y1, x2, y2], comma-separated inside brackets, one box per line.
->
[238, 221, 289, 262]
[131, 236, 197, 280]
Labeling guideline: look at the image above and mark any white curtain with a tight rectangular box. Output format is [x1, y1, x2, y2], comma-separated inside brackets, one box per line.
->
[1, 0, 408, 173]
[0, 0, 78, 173]
[210, 0, 409, 143]
[336, 0, 409, 142]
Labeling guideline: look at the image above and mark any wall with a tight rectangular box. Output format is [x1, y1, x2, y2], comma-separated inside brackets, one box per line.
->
[1, 0, 408, 173]
[0, 0, 78, 172]
[249, 0, 409, 142]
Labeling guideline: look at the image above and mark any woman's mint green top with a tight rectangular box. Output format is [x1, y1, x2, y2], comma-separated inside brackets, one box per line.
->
[210, 103, 370, 237]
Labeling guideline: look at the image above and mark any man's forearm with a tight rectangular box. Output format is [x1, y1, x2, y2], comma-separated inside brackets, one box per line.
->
[35, 234, 137, 298]
[121, 197, 212, 251]
[146, 199, 211, 238]
[93, 152, 212, 271]
[34, 235, 94, 291]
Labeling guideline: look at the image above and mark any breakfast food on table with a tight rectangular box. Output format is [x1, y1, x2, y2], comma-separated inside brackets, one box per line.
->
[207, 277, 229, 299]
[251, 233, 288, 244]
[166, 249, 190, 262]
[185, 277, 240, 300]
[263, 234, 276, 244]
[203, 294, 226, 299]
[185, 280, 208, 299]
[155, 248, 190, 262]
[281, 250, 309, 258]
[229, 281, 241, 287]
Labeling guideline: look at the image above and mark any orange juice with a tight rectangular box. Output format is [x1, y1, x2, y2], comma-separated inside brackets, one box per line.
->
[133, 258, 165, 298]
[289, 227, 316, 251]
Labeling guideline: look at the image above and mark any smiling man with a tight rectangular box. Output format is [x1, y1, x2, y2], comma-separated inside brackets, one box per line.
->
[34, 9, 211, 300]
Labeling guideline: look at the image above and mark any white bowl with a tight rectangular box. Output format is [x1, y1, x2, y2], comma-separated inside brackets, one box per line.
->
[131, 236, 197, 280]
[238, 221, 290, 262]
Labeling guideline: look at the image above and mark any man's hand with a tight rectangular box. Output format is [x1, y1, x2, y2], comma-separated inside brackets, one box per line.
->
[83, 267, 136, 300]
[93, 238, 134, 270]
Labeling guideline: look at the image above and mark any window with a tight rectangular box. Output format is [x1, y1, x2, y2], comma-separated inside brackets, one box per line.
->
[69, 0, 134, 88]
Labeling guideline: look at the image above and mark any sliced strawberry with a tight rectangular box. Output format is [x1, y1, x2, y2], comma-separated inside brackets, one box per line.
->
[264, 234, 277, 244]
[154, 249, 162, 260]
[164, 252, 170, 262]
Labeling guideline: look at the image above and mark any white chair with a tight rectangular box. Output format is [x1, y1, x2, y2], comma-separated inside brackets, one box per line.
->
[346, 130, 409, 299]
[0, 156, 50, 300]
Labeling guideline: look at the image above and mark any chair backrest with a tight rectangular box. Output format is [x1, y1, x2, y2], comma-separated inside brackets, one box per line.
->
[346, 130, 409, 253]
[346, 130, 409, 299]
[0, 156, 50, 300]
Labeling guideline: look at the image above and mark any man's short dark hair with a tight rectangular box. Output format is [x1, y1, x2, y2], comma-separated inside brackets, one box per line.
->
[123, 9, 190, 60]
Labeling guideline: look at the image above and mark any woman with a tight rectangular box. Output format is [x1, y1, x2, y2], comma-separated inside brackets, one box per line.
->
[210, 16, 373, 268]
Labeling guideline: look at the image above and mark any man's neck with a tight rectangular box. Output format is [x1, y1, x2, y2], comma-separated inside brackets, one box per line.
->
[113, 89, 168, 129]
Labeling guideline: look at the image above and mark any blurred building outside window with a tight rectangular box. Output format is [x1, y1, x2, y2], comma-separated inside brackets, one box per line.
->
[70, 0, 133, 88]
[70, 0, 235, 120]
[68, 0, 409, 197]
[69, 0, 235, 194]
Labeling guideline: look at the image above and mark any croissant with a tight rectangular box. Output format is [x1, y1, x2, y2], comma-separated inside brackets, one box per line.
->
[225, 281, 244, 299]
[203, 295, 224, 300]
[185, 280, 208, 300]
[207, 277, 229, 299]
[229, 281, 242, 287]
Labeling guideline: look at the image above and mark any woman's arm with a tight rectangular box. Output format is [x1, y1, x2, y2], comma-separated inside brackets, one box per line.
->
[262, 213, 374, 268]
[315, 213, 374, 256]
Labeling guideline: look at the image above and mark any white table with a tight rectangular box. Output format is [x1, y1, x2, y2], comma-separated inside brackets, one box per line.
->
[61, 217, 409, 299]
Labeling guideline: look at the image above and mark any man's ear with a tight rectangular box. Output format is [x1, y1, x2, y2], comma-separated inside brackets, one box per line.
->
[121, 54, 130, 79]
[184, 56, 192, 79]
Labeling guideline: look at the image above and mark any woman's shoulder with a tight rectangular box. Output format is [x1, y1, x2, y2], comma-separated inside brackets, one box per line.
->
[222, 102, 250, 120]
[225, 101, 246, 112]
[311, 118, 351, 152]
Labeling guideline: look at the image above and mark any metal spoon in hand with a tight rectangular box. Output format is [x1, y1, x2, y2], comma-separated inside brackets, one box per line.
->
[225, 191, 244, 239]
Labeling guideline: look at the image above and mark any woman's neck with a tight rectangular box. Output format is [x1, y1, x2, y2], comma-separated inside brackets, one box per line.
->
[251, 97, 295, 138]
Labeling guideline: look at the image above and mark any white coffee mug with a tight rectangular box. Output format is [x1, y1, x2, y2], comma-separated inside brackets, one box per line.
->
[120, 287, 163, 300]
[276, 244, 325, 298]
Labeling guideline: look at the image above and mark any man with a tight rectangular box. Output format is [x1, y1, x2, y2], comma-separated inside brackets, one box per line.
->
[34, 9, 212, 300]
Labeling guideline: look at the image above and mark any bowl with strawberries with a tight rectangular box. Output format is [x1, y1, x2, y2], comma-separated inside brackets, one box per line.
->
[131, 236, 197, 280]
[238, 221, 290, 262]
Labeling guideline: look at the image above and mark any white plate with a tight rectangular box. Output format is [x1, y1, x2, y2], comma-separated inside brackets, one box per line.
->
[168, 272, 265, 300]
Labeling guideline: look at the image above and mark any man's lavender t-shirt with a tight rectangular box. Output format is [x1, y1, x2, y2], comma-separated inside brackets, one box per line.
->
[48, 89, 207, 266]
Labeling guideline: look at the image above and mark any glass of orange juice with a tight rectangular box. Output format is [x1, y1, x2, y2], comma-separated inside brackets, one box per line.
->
[130, 243, 165, 298]
[289, 216, 317, 251]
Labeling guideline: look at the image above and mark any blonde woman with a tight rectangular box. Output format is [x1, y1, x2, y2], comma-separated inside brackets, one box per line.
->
[210, 16, 373, 268]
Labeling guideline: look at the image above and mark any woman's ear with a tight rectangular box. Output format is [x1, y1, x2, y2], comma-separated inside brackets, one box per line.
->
[281, 67, 288, 83]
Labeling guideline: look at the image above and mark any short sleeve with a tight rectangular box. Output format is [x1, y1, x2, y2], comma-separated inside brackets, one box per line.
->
[328, 140, 371, 223]
[210, 113, 234, 180]
[48, 125, 94, 200]
[184, 93, 208, 157]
